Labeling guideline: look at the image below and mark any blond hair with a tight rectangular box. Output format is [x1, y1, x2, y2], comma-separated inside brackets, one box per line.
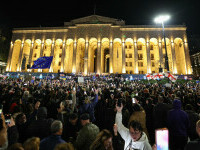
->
[23, 137, 40, 150]
[54, 143, 74, 150]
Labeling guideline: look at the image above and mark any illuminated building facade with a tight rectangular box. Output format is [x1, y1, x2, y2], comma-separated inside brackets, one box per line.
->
[6, 15, 192, 75]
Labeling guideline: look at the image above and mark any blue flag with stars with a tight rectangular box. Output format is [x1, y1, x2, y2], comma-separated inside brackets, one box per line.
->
[31, 56, 53, 69]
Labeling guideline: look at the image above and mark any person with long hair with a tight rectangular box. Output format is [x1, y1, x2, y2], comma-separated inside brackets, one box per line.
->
[90, 129, 113, 150]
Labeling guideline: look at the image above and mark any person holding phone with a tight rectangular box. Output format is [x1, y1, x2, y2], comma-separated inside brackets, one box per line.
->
[115, 104, 152, 150]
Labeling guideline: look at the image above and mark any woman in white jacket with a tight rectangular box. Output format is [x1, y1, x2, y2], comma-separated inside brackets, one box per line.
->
[115, 104, 152, 150]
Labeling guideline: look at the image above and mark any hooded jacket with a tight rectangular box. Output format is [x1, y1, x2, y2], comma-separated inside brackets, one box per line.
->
[115, 112, 152, 150]
[167, 100, 190, 137]
[27, 107, 54, 140]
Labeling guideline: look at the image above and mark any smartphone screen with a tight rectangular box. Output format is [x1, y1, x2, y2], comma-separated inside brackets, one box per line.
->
[5, 114, 11, 124]
[132, 98, 135, 103]
[156, 128, 169, 150]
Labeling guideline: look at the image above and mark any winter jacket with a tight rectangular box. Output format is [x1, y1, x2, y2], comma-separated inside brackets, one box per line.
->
[184, 138, 200, 150]
[27, 107, 54, 140]
[167, 100, 190, 137]
[75, 122, 99, 150]
[115, 112, 152, 150]
[40, 135, 66, 150]
[185, 110, 200, 140]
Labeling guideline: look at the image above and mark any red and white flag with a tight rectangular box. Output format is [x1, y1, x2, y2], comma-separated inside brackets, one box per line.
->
[146, 74, 152, 80]
[164, 72, 178, 82]
[157, 73, 164, 79]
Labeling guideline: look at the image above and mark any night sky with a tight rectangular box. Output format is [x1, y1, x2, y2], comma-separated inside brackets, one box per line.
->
[0, 0, 200, 35]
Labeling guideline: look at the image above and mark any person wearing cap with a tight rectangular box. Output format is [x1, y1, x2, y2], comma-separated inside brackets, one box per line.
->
[75, 113, 99, 150]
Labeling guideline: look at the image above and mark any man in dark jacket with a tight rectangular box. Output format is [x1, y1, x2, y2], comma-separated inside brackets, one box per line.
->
[185, 120, 200, 150]
[27, 107, 54, 140]
[153, 96, 172, 129]
[40, 120, 66, 150]
[167, 99, 190, 150]
[185, 104, 200, 141]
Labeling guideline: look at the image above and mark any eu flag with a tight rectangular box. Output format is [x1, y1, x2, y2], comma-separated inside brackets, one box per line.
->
[31, 56, 53, 69]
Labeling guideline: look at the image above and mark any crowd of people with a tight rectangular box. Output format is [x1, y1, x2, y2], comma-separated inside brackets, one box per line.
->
[0, 75, 200, 150]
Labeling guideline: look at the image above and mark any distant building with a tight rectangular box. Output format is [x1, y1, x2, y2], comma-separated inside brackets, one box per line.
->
[0, 61, 7, 73]
[191, 52, 200, 77]
[6, 15, 192, 75]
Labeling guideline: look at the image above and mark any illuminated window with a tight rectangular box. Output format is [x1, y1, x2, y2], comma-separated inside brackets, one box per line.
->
[151, 54, 154, 60]
[152, 62, 155, 67]
[150, 44, 154, 50]
[137, 44, 142, 50]
[59, 53, 62, 58]
[138, 54, 143, 60]
[138, 62, 143, 67]
[129, 54, 132, 58]
[139, 71, 144, 74]
[126, 62, 128, 67]
[58, 62, 61, 66]
[129, 62, 132, 67]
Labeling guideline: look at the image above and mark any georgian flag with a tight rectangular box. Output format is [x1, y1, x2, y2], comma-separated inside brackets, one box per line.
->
[146, 74, 152, 80]
[153, 73, 164, 79]
[164, 72, 178, 82]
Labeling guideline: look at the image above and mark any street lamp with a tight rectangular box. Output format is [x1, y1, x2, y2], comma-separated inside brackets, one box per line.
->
[154, 15, 170, 72]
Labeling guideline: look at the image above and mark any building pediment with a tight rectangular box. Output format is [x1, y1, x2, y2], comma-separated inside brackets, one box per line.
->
[64, 15, 125, 26]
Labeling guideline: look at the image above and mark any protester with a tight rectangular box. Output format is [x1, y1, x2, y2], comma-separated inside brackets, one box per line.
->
[185, 104, 200, 141]
[185, 120, 200, 150]
[40, 120, 66, 150]
[90, 129, 113, 150]
[115, 104, 152, 150]
[0, 113, 8, 150]
[0, 75, 200, 150]
[167, 99, 190, 150]
[23, 137, 40, 150]
[75, 113, 99, 150]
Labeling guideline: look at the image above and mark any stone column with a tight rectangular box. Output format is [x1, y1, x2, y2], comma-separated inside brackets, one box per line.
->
[97, 41, 101, 74]
[134, 42, 138, 74]
[28, 42, 34, 71]
[171, 40, 177, 74]
[146, 41, 151, 73]
[6, 41, 14, 71]
[122, 41, 126, 73]
[40, 42, 44, 57]
[17, 41, 24, 72]
[72, 40, 77, 73]
[84, 41, 89, 75]
[109, 41, 113, 73]
[61, 42, 66, 72]
[158, 41, 164, 69]
[183, 42, 192, 74]
[49, 42, 55, 72]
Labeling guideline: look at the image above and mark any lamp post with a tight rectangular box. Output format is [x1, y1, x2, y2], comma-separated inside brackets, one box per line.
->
[154, 15, 170, 72]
